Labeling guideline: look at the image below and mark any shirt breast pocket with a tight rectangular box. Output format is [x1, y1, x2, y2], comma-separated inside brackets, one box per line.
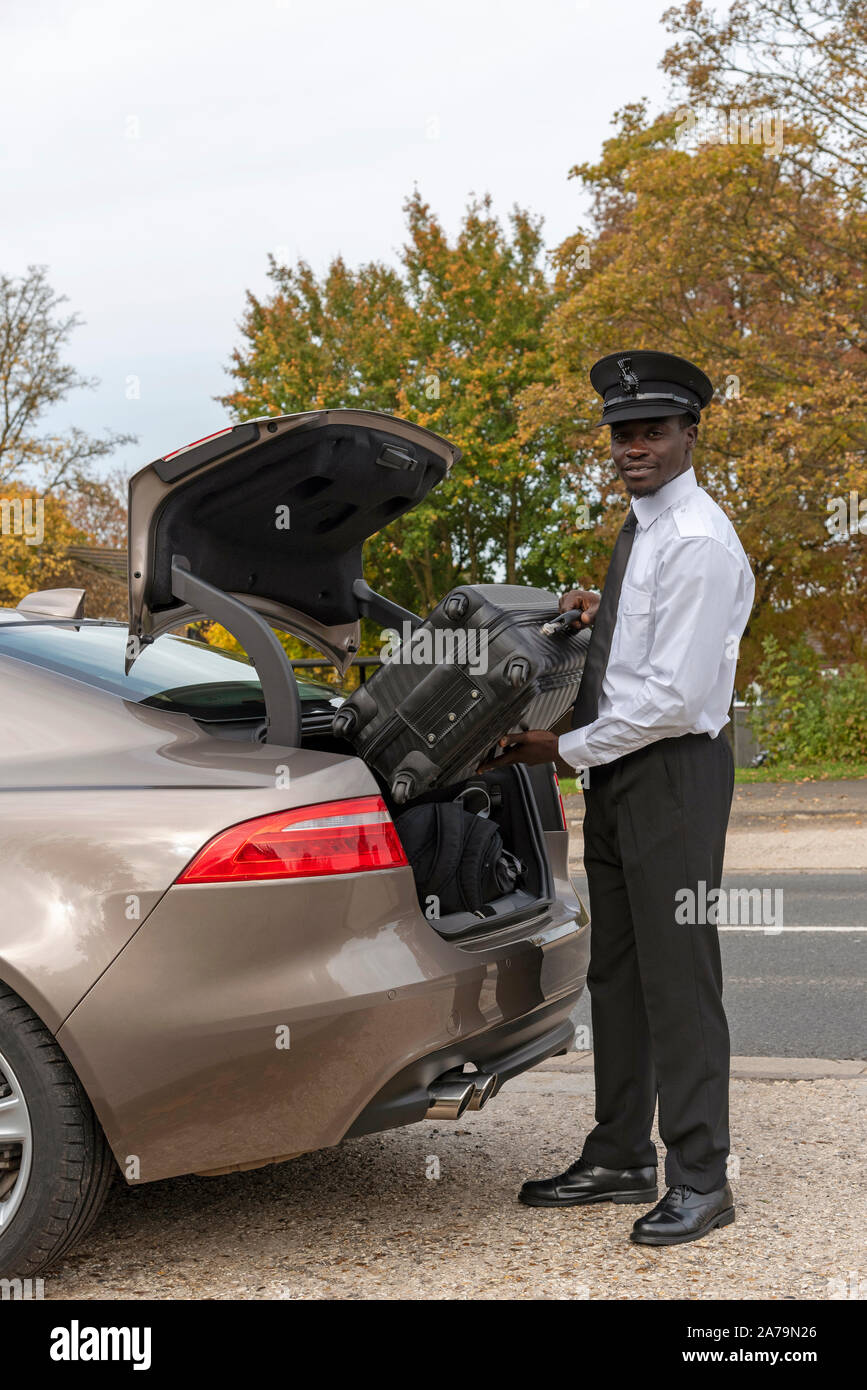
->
[616, 583, 654, 659]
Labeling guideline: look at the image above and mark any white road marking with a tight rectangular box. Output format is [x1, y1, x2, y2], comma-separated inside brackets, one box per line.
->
[718, 925, 867, 932]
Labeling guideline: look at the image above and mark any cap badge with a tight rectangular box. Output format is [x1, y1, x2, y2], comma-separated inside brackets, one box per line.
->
[616, 357, 640, 396]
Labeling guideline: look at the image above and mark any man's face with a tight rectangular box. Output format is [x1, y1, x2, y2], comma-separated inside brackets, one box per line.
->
[609, 416, 696, 497]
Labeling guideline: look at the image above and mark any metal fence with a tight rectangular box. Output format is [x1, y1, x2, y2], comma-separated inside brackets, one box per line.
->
[290, 656, 384, 689]
[727, 702, 762, 768]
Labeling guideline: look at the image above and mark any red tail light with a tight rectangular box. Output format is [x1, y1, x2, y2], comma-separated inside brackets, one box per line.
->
[162, 426, 235, 460]
[175, 795, 408, 884]
[553, 771, 568, 831]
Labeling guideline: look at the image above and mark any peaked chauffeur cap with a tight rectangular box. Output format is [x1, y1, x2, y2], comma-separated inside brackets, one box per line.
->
[589, 350, 714, 426]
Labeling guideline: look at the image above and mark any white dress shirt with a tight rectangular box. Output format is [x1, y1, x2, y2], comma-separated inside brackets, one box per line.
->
[558, 466, 755, 770]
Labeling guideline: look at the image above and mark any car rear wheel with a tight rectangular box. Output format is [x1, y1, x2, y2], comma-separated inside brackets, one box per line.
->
[0, 983, 115, 1278]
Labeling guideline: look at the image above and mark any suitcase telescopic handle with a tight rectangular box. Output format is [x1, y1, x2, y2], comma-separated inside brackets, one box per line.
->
[540, 608, 589, 636]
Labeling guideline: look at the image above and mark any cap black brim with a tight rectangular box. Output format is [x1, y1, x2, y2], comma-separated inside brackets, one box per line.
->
[595, 402, 700, 427]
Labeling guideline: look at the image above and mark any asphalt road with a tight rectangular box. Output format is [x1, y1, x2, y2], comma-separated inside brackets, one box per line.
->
[568, 871, 867, 1059]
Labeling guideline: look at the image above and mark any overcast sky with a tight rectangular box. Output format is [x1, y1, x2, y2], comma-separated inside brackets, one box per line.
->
[2, 0, 681, 476]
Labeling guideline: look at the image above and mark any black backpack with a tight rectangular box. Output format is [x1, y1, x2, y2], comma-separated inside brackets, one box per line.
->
[394, 800, 523, 916]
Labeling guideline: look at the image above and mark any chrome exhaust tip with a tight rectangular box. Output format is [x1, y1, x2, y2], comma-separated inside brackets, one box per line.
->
[425, 1079, 475, 1120]
[466, 1072, 498, 1111]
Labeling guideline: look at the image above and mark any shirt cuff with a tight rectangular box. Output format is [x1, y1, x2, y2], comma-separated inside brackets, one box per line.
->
[557, 729, 591, 770]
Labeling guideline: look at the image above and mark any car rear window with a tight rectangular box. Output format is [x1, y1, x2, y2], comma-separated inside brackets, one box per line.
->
[0, 623, 345, 721]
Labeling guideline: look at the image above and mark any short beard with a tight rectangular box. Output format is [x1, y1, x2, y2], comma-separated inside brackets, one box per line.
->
[627, 478, 664, 496]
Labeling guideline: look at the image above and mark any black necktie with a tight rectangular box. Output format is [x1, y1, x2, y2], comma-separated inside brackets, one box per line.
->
[570, 507, 638, 730]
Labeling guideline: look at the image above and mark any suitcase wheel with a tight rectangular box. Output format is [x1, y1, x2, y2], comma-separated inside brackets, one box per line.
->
[443, 592, 469, 621]
[332, 707, 359, 737]
[392, 772, 416, 804]
[505, 656, 531, 688]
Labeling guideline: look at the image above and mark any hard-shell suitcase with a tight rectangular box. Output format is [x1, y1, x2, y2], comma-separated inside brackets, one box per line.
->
[331, 583, 591, 804]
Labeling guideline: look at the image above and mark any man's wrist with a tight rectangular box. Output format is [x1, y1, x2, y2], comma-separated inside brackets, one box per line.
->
[554, 751, 578, 779]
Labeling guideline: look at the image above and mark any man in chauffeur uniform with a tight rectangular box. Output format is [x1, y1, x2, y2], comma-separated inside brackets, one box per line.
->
[477, 350, 754, 1246]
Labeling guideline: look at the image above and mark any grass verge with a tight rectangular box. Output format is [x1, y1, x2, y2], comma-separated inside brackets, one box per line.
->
[557, 762, 867, 795]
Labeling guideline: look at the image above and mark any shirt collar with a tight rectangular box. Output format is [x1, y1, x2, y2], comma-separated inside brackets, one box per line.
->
[630, 466, 697, 530]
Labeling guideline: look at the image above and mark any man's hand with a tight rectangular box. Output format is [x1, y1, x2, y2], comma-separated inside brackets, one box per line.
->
[559, 587, 600, 626]
[476, 729, 561, 774]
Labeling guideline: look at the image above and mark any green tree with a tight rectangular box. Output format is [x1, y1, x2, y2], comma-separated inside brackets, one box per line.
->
[220, 194, 587, 620]
[748, 633, 867, 763]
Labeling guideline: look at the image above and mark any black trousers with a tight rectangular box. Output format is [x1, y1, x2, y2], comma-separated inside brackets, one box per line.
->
[579, 731, 734, 1192]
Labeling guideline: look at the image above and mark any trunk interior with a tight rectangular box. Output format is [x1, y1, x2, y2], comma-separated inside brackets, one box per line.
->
[301, 726, 554, 940]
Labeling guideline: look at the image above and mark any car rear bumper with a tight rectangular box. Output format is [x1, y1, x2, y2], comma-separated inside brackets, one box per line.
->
[345, 991, 583, 1138]
[58, 863, 589, 1182]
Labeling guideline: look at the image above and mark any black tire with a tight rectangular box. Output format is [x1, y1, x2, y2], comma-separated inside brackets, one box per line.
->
[0, 982, 115, 1278]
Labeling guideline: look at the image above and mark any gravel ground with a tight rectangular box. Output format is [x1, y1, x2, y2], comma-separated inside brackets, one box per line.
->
[41, 1071, 865, 1301]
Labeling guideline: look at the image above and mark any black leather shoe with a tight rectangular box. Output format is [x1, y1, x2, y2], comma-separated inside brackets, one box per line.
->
[630, 1182, 735, 1245]
[519, 1157, 658, 1208]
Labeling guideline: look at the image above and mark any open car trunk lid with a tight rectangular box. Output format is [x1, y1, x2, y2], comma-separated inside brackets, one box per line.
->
[126, 409, 459, 743]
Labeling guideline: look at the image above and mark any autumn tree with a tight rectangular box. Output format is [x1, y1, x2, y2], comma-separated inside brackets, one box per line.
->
[519, 0, 867, 680]
[0, 266, 134, 490]
[0, 484, 88, 606]
[0, 266, 136, 614]
[220, 194, 587, 623]
[662, 0, 867, 192]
